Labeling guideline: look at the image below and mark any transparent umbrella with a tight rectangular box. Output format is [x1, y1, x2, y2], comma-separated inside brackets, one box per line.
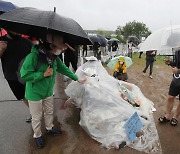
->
[140, 25, 180, 55]
[107, 55, 133, 70]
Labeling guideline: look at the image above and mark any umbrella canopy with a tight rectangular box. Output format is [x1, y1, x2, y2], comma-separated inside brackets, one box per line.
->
[128, 36, 140, 45]
[0, 0, 17, 14]
[108, 38, 119, 43]
[88, 34, 100, 45]
[0, 7, 91, 45]
[97, 34, 107, 47]
[107, 55, 133, 70]
[140, 25, 180, 55]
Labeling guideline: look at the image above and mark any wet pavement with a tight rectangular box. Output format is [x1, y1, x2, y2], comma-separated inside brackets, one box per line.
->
[0, 60, 180, 154]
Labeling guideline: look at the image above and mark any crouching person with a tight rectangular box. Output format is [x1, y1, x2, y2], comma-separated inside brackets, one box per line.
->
[20, 33, 86, 148]
[113, 57, 128, 81]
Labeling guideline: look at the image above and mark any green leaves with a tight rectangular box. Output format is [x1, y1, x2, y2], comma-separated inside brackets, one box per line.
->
[116, 20, 151, 44]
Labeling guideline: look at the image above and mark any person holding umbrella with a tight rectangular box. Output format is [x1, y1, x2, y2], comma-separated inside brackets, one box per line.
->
[113, 57, 128, 81]
[0, 6, 91, 130]
[127, 41, 133, 58]
[112, 41, 118, 52]
[93, 42, 101, 60]
[64, 43, 78, 72]
[0, 30, 33, 122]
[142, 50, 157, 79]
[82, 44, 87, 57]
[158, 49, 180, 126]
[20, 33, 86, 148]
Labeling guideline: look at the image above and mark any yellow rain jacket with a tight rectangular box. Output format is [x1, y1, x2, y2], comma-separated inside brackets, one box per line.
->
[114, 57, 127, 73]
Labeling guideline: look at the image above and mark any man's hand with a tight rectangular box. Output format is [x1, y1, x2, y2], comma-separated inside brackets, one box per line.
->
[43, 66, 53, 77]
[77, 77, 86, 84]
[151, 51, 156, 55]
[172, 67, 179, 74]
[165, 59, 170, 65]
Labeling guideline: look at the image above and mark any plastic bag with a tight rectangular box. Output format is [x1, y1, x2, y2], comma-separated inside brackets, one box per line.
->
[65, 60, 161, 153]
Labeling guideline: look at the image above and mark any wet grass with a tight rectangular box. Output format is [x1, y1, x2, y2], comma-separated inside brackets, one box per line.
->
[104, 52, 167, 67]
[132, 52, 167, 65]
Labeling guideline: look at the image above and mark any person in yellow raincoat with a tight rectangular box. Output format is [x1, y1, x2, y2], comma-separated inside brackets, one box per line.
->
[113, 57, 128, 81]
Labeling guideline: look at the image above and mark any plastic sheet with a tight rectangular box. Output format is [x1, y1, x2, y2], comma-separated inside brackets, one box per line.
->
[65, 60, 162, 153]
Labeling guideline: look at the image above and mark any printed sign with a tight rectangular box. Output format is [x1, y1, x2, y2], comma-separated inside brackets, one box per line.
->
[125, 112, 142, 142]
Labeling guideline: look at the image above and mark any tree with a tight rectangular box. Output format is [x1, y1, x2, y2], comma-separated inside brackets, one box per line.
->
[96, 29, 112, 39]
[116, 20, 151, 43]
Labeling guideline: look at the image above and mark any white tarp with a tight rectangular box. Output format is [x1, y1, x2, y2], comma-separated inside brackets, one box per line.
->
[65, 60, 161, 153]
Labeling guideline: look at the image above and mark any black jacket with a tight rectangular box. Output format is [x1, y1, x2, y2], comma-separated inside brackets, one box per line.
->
[146, 50, 156, 62]
[170, 50, 180, 69]
[0, 35, 32, 80]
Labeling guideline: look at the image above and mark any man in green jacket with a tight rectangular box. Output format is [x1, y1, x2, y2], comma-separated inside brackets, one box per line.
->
[20, 33, 86, 148]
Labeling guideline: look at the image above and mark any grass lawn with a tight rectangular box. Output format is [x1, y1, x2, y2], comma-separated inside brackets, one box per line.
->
[132, 52, 168, 65]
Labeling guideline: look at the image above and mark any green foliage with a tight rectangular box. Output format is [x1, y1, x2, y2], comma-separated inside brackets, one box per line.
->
[96, 29, 112, 38]
[116, 20, 151, 43]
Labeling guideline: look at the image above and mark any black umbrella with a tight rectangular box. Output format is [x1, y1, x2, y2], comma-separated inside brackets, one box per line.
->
[0, 7, 91, 45]
[0, 0, 18, 14]
[128, 36, 140, 45]
[88, 34, 100, 45]
[108, 38, 119, 43]
[97, 34, 107, 47]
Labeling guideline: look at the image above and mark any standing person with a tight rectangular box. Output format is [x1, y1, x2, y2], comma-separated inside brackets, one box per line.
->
[142, 50, 157, 79]
[64, 44, 78, 72]
[82, 44, 87, 57]
[158, 49, 180, 126]
[127, 42, 133, 58]
[128, 42, 132, 58]
[0, 30, 33, 122]
[20, 33, 86, 148]
[112, 41, 118, 52]
[93, 42, 100, 59]
[139, 51, 143, 58]
[100, 46, 106, 56]
[108, 42, 112, 58]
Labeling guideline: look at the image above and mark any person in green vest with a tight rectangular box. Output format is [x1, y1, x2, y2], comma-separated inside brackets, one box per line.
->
[20, 33, 86, 148]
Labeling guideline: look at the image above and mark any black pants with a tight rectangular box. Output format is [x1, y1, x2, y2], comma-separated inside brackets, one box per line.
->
[139, 52, 143, 58]
[64, 53, 78, 71]
[128, 52, 132, 58]
[113, 71, 128, 81]
[83, 49, 87, 57]
[143, 60, 154, 76]
[93, 50, 98, 58]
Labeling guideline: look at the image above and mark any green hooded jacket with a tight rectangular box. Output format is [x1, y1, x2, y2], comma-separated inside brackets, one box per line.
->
[20, 45, 78, 101]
